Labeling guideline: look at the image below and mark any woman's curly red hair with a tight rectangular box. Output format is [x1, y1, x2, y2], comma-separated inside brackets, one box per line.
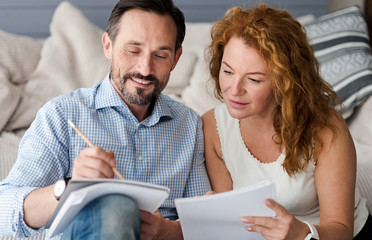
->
[208, 5, 341, 176]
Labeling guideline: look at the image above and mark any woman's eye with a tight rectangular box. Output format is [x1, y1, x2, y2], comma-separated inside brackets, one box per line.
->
[249, 78, 260, 83]
[223, 70, 232, 75]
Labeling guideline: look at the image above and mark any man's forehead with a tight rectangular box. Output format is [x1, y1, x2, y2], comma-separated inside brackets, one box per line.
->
[116, 9, 177, 50]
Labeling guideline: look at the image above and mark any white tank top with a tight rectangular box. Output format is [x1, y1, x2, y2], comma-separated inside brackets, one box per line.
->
[214, 104, 368, 236]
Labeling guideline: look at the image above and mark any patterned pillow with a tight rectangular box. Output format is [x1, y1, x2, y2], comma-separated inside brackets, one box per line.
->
[304, 6, 372, 119]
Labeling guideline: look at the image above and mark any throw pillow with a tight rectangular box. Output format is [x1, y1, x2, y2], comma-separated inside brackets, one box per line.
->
[348, 96, 372, 145]
[6, 1, 111, 131]
[304, 6, 372, 119]
[27, 1, 110, 100]
[0, 30, 42, 132]
[0, 30, 42, 85]
[180, 22, 222, 115]
[163, 51, 198, 96]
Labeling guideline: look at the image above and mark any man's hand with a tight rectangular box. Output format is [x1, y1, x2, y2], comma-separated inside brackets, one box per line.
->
[72, 146, 116, 179]
[140, 210, 183, 240]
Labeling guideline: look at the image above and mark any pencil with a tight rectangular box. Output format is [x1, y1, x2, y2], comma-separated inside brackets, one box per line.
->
[68, 120, 125, 180]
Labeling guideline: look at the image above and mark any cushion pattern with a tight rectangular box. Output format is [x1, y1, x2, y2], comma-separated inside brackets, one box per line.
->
[305, 6, 372, 119]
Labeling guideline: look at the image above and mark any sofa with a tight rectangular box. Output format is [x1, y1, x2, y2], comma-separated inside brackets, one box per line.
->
[0, 1, 372, 239]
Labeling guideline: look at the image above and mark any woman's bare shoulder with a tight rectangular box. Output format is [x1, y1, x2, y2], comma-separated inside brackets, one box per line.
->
[202, 108, 218, 131]
[202, 108, 215, 122]
[316, 109, 355, 163]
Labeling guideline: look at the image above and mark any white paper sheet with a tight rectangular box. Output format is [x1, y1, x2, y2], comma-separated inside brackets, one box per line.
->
[175, 180, 276, 240]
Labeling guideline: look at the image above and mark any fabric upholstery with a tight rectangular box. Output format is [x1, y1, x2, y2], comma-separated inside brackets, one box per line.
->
[305, 6, 372, 119]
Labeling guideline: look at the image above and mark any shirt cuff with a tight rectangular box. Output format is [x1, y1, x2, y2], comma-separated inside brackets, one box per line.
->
[1, 187, 42, 237]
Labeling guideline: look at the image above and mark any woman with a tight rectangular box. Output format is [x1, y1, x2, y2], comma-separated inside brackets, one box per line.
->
[202, 5, 372, 239]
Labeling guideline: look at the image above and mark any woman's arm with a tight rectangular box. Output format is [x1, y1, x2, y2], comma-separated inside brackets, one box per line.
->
[314, 110, 356, 239]
[240, 111, 356, 239]
[202, 109, 233, 192]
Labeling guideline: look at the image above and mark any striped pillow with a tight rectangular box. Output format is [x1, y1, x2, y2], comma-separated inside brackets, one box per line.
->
[304, 6, 372, 119]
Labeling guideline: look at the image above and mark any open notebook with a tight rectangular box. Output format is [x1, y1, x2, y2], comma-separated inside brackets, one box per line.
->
[46, 178, 169, 239]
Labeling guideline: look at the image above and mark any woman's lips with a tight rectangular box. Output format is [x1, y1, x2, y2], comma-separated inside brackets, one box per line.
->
[229, 99, 248, 109]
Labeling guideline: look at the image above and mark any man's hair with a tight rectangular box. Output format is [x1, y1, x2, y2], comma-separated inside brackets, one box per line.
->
[208, 5, 341, 176]
[106, 0, 185, 50]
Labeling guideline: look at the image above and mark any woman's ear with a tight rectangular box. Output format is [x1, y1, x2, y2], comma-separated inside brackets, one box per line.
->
[102, 32, 112, 60]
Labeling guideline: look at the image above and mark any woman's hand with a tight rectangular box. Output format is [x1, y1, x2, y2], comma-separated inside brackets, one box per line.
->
[240, 199, 310, 240]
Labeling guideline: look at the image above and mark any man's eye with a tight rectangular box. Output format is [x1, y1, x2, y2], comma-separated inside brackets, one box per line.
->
[154, 53, 168, 59]
[127, 48, 139, 54]
[155, 55, 166, 59]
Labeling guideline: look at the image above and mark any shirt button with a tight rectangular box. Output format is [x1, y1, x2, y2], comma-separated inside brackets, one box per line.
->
[138, 156, 143, 161]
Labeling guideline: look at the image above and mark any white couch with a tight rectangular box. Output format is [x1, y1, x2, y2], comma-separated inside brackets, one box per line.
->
[0, 1, 372, 239]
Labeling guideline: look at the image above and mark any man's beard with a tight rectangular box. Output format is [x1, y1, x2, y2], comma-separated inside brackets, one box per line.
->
[111, 70, 166, 106]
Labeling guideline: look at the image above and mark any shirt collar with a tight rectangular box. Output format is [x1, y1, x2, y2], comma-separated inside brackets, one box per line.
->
[95, 74, 124, 109]
[144, 93, 174, 126]
[95, 74, 174, 126]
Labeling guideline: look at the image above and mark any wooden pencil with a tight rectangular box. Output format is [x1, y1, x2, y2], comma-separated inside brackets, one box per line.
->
[68, 120, 125, 180]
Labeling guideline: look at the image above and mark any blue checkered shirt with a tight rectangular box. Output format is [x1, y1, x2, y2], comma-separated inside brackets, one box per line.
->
[0, 74, 211, 238]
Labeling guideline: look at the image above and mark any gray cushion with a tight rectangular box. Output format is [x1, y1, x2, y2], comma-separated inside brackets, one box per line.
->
[305, 6, 372, 119]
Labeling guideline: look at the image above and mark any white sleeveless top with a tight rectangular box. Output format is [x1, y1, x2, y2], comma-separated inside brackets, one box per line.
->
[214, 104, 368, 236]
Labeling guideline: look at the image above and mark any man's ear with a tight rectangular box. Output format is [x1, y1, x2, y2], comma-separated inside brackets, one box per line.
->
[171, 46, 183, 71]
[102, 32, 112, 60]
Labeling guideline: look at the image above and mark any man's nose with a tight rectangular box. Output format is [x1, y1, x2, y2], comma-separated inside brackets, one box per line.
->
[137, 53, 153, 76]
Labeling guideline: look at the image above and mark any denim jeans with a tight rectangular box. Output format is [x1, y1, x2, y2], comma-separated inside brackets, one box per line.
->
[61, 194, 141, 240]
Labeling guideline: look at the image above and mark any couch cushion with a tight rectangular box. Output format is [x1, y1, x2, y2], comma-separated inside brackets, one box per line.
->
[348, 96, 372, 145]
[26, 1, 110, 100]
[6, 1, 111, 131]
[180, 22, 221, 115]
[163, 51, 198, 96]
[0, 30, 42, 132]
[304, 6, 372, 119]
[353, 139, 372, 214]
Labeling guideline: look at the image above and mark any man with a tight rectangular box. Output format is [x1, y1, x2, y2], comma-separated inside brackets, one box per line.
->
[0, 0, 211, 239]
